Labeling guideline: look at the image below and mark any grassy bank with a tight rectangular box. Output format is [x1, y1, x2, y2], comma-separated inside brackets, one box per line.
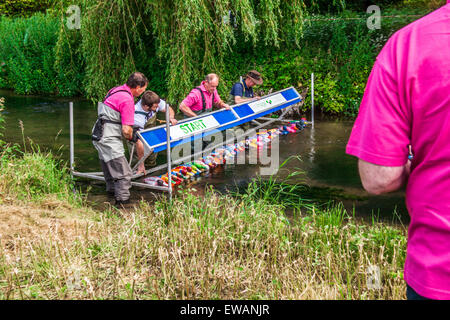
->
[0, 147, 407, 299]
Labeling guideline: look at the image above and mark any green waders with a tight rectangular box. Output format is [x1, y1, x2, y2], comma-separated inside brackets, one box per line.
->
[183, 108, 214, 154]
[143, 113, 158, 167]
[128, 112, 159, 168]
[227, 80, 254, 134]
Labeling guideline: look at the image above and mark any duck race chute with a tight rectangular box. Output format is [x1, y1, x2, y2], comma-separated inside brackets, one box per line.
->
[143, 120, 308, 188]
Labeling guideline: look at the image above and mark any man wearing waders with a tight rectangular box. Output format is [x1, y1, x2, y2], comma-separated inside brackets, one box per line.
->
[346, 1, 450, 300]
[227, 70, 263, 105]
[179, 73, 230, 118]
[92, 72, 148, 206]
[179, 74, 231, 157]
[133, 90, 177, 175]
[227, 70, 263, 134]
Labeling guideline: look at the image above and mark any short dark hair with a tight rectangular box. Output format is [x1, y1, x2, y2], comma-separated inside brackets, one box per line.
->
[141, 90, 160, 108]
[126, 72, 148, 89]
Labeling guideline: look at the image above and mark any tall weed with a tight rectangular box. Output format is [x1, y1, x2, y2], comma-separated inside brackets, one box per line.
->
[0, 140, 81, 205]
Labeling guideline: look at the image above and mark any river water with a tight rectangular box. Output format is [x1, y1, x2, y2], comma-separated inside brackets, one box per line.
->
[0, 90, 409, 224]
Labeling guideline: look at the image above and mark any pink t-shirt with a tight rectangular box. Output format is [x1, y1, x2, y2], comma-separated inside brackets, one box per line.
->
[346, 2, 450, 299]
[103, 84, 135, 125]
[182, 81, 221, 112]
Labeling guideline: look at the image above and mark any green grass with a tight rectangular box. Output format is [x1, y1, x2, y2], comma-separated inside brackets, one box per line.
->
[0, 146, 407, 299]
[0, 190, 407, 299]
[0, 140, 82, 206]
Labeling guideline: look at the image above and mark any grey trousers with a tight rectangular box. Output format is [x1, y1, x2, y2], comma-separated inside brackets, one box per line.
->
[100, 156, 132, 201]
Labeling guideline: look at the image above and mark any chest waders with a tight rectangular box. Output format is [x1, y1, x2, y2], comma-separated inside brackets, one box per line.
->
[184, 87, 218, 152]
[227, 80, 255, 133]
[92, 88, 133, 202]
[184, 87, 216, 118]
[131, 110, 158, 167]
[128, 108, 160, 168]
[93, 103, 125, 162]
[227, 79, 253, 105]
[144, 111, 157, 129]
[144, 113, 158, 166]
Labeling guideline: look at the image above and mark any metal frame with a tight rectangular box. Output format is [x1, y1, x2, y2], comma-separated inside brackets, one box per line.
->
[70, 100, 174, 194]
[141, 106, 294, 177]
[138, 86, 301, 154]
[69, 80, 315, 194]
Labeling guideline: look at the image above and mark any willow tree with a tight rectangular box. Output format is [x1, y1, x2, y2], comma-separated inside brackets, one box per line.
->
[55, 0, 147, 100]
[56, 0, 313, 104]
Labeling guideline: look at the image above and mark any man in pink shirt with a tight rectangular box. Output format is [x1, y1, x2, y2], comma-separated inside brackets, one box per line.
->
[92, 72, 148, 206]
[179, 73, 230, 118]
[346, 2, 450, 299]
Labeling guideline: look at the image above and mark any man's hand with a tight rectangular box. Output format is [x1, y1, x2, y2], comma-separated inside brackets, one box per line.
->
[222, 103, 231, 110]
[170, 118, 178, 125]
[129, 126, 139, 143]
[122, 125, 134, 141]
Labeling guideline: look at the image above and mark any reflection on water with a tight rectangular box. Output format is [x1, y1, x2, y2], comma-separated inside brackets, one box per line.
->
[0, 90, 409, 224]
[1, 90, 100, 171]
[308, 126, 316, 164]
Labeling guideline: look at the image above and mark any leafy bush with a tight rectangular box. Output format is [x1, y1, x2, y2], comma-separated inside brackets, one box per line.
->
[220, 17, 376, 116]
[0, 14, 59, 94]
[220, 5, 434, 117]
[0, 0, 52, 17]
[0, 13, 83, 96]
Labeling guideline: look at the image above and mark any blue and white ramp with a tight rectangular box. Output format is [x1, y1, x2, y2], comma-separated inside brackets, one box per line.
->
[137, 87, 302, 153]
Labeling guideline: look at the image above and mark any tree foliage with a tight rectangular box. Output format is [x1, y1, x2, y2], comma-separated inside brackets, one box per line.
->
[55, 0, 322, 104]
[1, 0, 442, 116]
[0, 0, 52, 17]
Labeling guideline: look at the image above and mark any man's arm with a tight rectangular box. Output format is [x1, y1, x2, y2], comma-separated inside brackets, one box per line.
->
[159, 105, 178, 125]
[167, 106, 178, 125]
[230, 83, 258, 105]
[234, 96, 257, 104]
[122, 125, 134, 141]
[217, 99, 230, 110]
[120, 100, 136, 141]
[179, 102, 198, 118]
[358, 159, 411, 195]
